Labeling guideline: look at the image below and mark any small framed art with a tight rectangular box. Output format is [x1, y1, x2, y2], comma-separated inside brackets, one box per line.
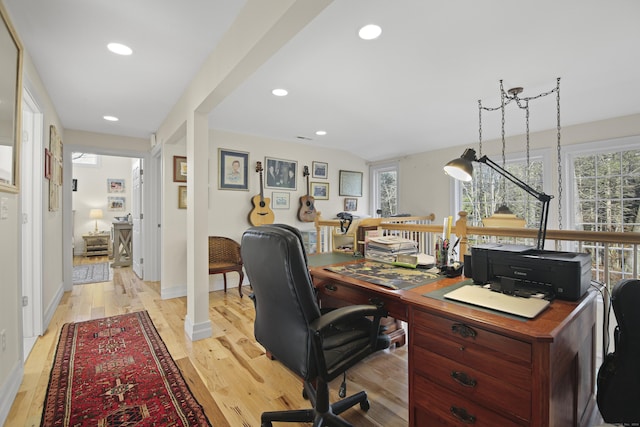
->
[339, 170, 363, 197]
[272, 191, 290, 209]
[310, 182, 329, 200]
[108, 178, 125, 193]
[265, 157, 297, 190]
[108, 196, 126, 211]
[173, 156, 187, 183]
[344, 198, 357, 211]
[312, 161, 328, 179]
[219, 148, 249, 191]
[178, 185, 187, 209]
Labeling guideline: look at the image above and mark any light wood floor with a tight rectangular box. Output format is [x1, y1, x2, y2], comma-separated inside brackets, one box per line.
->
[7, 257, 408, 426]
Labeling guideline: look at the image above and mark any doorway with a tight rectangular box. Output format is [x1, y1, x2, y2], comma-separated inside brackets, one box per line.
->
[21, 88, 44, 361]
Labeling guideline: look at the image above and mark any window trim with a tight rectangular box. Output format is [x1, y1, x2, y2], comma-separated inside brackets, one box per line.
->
[370, 161, 399, 216]
[563, 135, 640, 231]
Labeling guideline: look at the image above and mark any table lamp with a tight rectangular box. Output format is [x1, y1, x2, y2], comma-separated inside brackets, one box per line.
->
[89, 209, 103, 234]
[444, 148, 553, 250]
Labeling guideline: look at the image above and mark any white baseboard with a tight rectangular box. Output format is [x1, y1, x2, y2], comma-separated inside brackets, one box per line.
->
[184, 315, 212, 341]
[44, 282, 64, 331]
[0, 359, 24, 426]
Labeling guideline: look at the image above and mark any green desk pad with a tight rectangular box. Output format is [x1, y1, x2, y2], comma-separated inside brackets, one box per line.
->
[308, 252, 362, 267]
[324, 261, 441, 290]
[423, 280, 524, 321]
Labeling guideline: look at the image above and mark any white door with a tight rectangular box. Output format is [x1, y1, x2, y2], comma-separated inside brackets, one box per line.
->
[21, 89, 44, 360]
[132, 159, 143, 278]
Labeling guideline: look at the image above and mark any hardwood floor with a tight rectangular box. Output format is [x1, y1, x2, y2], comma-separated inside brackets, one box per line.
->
[7, 258, 408, 426]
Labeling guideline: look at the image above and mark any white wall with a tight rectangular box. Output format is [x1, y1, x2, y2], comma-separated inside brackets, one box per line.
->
[398, 112, 640, 230]
[159, 129, 369, 297]
[72, 155, 134, 254]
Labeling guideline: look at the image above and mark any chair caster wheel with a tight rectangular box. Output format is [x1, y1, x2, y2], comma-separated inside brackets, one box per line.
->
[302, 388, 308, 400]
[360, 399, 370, 411]
[339, 382, 347, 398]
[261, 422, 272, 427]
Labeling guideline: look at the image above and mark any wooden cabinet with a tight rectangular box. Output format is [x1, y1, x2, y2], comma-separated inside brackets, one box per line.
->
[408, 297, 597, 426]
[111, 222, 132, 267]
[82, 233, 110, 257]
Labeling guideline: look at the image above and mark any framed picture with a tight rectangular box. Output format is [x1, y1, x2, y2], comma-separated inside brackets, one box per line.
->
[265, 157, 297, 190]
[344, 198, 358, 211]
[310, 182, 329, 200]
[218, 148, 249, 191]
[173, 156, 187, 183]
[108, 196, 126, 211]
[339, 170, 363, 197]
[312, 161, 328, 179]
[272, 191, 290, 209]
[44, 148, 52, 180]
[178, 185, 187, 209]
[107, 178, 125, 193]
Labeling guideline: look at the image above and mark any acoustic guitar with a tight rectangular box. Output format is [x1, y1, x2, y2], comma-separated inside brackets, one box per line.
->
[298, 165, 317, 222]
[249, 161, 275, 226]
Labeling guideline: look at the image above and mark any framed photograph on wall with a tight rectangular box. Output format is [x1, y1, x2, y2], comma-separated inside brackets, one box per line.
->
[271, 191, 290, 209]
[108, 196, 126, 211]
[178, 185, 187, 209]
[218, 148, 249, 191]
[107, 178, 125, 193]
[310, 182, 329, 200]
[265, 156, 297, 190]
[173, 156, 187, 182]
[312, 161, 328, 179]
[339, 170, 363, 197]
[344, 198, 358, 211]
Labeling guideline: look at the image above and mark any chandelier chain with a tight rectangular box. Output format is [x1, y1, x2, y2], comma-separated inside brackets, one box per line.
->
[500, 81, 507, 206]
[556, 77, 563, 232]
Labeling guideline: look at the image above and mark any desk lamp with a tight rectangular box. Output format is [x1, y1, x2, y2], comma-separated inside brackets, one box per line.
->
[444, 148, 553, 250]
[89, 209, 103, 234]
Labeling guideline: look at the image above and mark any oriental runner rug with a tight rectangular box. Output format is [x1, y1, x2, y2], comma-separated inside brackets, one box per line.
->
[41, 310, 211, 426]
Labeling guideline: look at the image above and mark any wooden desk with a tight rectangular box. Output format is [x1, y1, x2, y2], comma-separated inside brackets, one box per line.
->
[309, 261, 597, 427]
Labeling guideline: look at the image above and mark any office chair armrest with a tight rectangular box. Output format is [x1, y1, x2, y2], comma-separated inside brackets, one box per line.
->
[310, 304, 387, 334]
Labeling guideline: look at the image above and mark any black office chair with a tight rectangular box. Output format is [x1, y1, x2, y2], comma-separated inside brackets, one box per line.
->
[241, 224, 390, 427]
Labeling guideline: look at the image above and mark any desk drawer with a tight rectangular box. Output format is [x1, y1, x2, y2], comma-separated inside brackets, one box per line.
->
[413, 346, 531, 421]
[413, 374, 523, 427]
[316, 280, 407, 321]
[413, 327, 531, 390]
[412, 309, 531, 365]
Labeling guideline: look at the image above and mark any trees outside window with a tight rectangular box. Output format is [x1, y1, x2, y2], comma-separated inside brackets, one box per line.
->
[569, 145, 640, 284]
[371, 163, 397, 217]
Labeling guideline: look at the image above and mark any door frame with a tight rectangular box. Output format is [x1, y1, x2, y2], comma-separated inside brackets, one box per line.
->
[62, 146, 158, 291]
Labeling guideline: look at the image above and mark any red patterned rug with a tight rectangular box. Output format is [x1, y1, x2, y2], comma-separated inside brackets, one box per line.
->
[41, 311, 211, 426]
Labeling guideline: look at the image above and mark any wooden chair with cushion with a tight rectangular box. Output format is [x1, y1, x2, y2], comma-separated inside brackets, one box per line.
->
[208, 236, 244, 297]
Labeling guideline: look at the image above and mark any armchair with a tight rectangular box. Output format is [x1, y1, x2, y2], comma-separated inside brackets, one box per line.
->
[208, 236, 244, 297]
[241, 224, 390, 427]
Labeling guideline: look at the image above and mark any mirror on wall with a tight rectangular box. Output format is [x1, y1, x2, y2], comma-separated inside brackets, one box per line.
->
[0, 4, 23, 193]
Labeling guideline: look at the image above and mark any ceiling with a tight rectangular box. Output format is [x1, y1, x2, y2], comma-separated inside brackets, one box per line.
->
[5, 0, 640, 162]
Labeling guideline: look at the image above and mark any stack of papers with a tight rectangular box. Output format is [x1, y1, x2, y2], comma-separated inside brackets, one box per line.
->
[366, 236, 418, 264]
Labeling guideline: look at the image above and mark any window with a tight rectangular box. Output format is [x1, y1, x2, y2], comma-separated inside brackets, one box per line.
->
[370, 162, 398, 217]
[458, 151, 548, 229]
[566, 137, 640, 283]
[72, 152, 100, 166]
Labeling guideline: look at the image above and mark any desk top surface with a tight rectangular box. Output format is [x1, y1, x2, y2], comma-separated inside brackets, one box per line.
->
[309, 257, 596, 342]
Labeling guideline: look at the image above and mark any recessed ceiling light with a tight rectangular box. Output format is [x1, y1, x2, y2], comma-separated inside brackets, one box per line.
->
[107, 42, 133, 56]
[103, 115, 119, 122]
[358, 24, 382, 40]
[272, 88, 288, 97]
[315, 130, 327, 136]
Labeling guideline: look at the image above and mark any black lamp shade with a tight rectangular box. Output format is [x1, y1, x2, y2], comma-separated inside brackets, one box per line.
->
[444, 149, 476, 182]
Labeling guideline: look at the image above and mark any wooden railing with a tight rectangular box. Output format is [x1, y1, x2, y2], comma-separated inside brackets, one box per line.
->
[315, 211, 640, 289]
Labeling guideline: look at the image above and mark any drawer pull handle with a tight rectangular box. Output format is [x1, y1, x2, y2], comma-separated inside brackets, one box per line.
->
[325, 284, 337, 292]
[450, 406, 476, 424]
[368, 297, 384, 308]
[451, 323, 477, 339]
[451, 371, 477, 388]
